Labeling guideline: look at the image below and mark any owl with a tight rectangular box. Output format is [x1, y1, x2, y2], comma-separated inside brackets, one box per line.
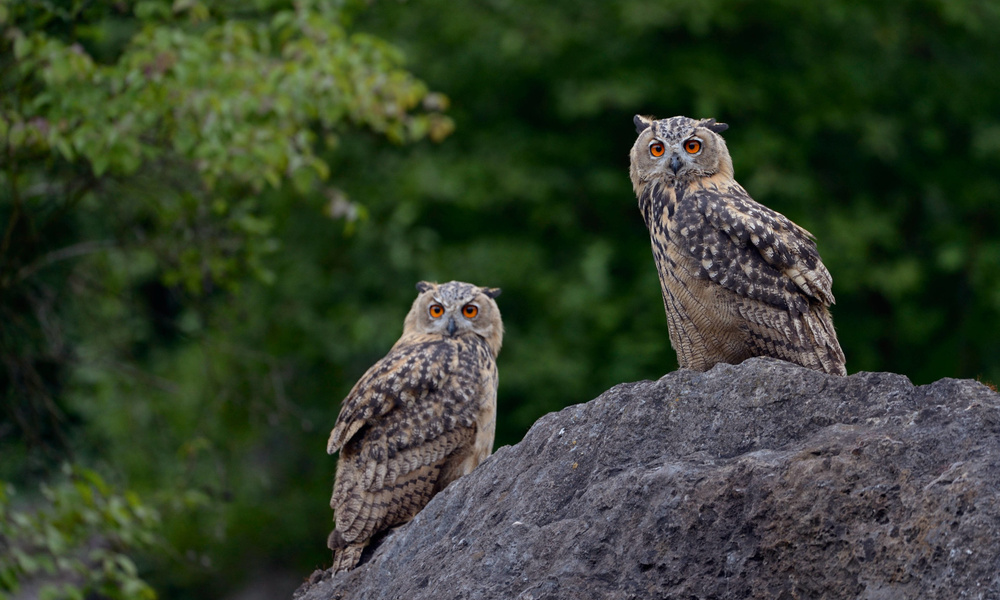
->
[326, 280, 503, 573]
[629, 115, 846, 376]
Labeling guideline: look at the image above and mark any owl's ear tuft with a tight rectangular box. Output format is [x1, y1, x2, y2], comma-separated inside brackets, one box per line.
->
[634, 114, 654, 134]
[416, 281, 435, 293]
[701, 118, 729, 134]
[481, 287, 502, 299]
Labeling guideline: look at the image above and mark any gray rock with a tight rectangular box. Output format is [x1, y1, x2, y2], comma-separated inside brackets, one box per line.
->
[294, 357, 1000, 600]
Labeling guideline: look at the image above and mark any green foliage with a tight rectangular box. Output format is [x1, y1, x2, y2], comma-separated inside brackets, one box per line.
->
[3, 0, 1000, 598]
[1, 0, 450, 291]
[0, 466, 160, 600]
[1, 1, 451, 594]
[0, 0, 449, 471]
[3, 0, 449, 181]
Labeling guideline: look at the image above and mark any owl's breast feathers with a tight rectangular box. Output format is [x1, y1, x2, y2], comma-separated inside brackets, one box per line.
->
[639, 175, 835, 316]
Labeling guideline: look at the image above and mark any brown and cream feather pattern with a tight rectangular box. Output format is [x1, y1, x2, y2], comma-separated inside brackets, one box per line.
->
[630, 115, 846, 376]
[326, 281, 502, 573]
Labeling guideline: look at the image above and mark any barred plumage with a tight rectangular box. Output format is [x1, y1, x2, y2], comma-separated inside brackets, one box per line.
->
[629, 115, 846, 376]
[326, 281, 503, 573]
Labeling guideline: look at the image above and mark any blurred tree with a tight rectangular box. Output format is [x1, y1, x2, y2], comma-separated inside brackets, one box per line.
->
[1, 0, 450, 596]
[3, 0, 1000, 598]
[0, 466, 161, 600]
[0, 0, 450, 473]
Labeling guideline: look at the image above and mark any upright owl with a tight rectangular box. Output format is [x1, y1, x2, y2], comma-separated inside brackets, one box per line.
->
[326, 280, 503, 573]
[629, 115, 846, 376]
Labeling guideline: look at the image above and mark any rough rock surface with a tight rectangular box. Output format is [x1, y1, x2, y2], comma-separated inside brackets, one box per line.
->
[294, 358, 1000, 599]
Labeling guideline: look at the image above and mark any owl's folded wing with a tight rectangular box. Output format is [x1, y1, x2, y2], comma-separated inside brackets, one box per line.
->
[680, 185, 835, 312]
[327, 338, 455, 454]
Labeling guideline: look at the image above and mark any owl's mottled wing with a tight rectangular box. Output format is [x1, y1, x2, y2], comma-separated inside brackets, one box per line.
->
[327, 339, 447, 455]
[677, 183, 835, 314]
[327, 336, 492, 572]
[328, 337, 485, 490]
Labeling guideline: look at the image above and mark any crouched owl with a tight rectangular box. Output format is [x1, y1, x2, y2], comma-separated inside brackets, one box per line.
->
[326, 280, 503, 572]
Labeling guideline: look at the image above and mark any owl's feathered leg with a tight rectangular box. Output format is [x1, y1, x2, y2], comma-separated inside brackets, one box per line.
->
[328, 530, 365, 574]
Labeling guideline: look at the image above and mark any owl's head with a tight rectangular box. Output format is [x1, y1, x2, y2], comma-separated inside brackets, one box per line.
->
[629, 115, 733, 190]
[403, 280, 504, 356]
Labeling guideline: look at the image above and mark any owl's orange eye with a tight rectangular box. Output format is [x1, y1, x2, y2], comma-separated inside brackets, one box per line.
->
[684, 139, 702, 154]
[428, 303, 444, 318]
[649, 142, 666, 157]
[462, 304, 479, 318]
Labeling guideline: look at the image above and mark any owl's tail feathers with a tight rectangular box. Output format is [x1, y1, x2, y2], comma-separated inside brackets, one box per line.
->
[328, 530, 365, 574]
[804, 308, 847, 377]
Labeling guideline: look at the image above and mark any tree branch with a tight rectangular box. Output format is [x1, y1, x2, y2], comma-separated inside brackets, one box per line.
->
[14, 240, 117, 284]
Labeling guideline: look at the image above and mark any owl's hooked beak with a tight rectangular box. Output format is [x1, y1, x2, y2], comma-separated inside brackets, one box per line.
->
[669, 154, 683, 174]
[446, 317, 457, 336]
